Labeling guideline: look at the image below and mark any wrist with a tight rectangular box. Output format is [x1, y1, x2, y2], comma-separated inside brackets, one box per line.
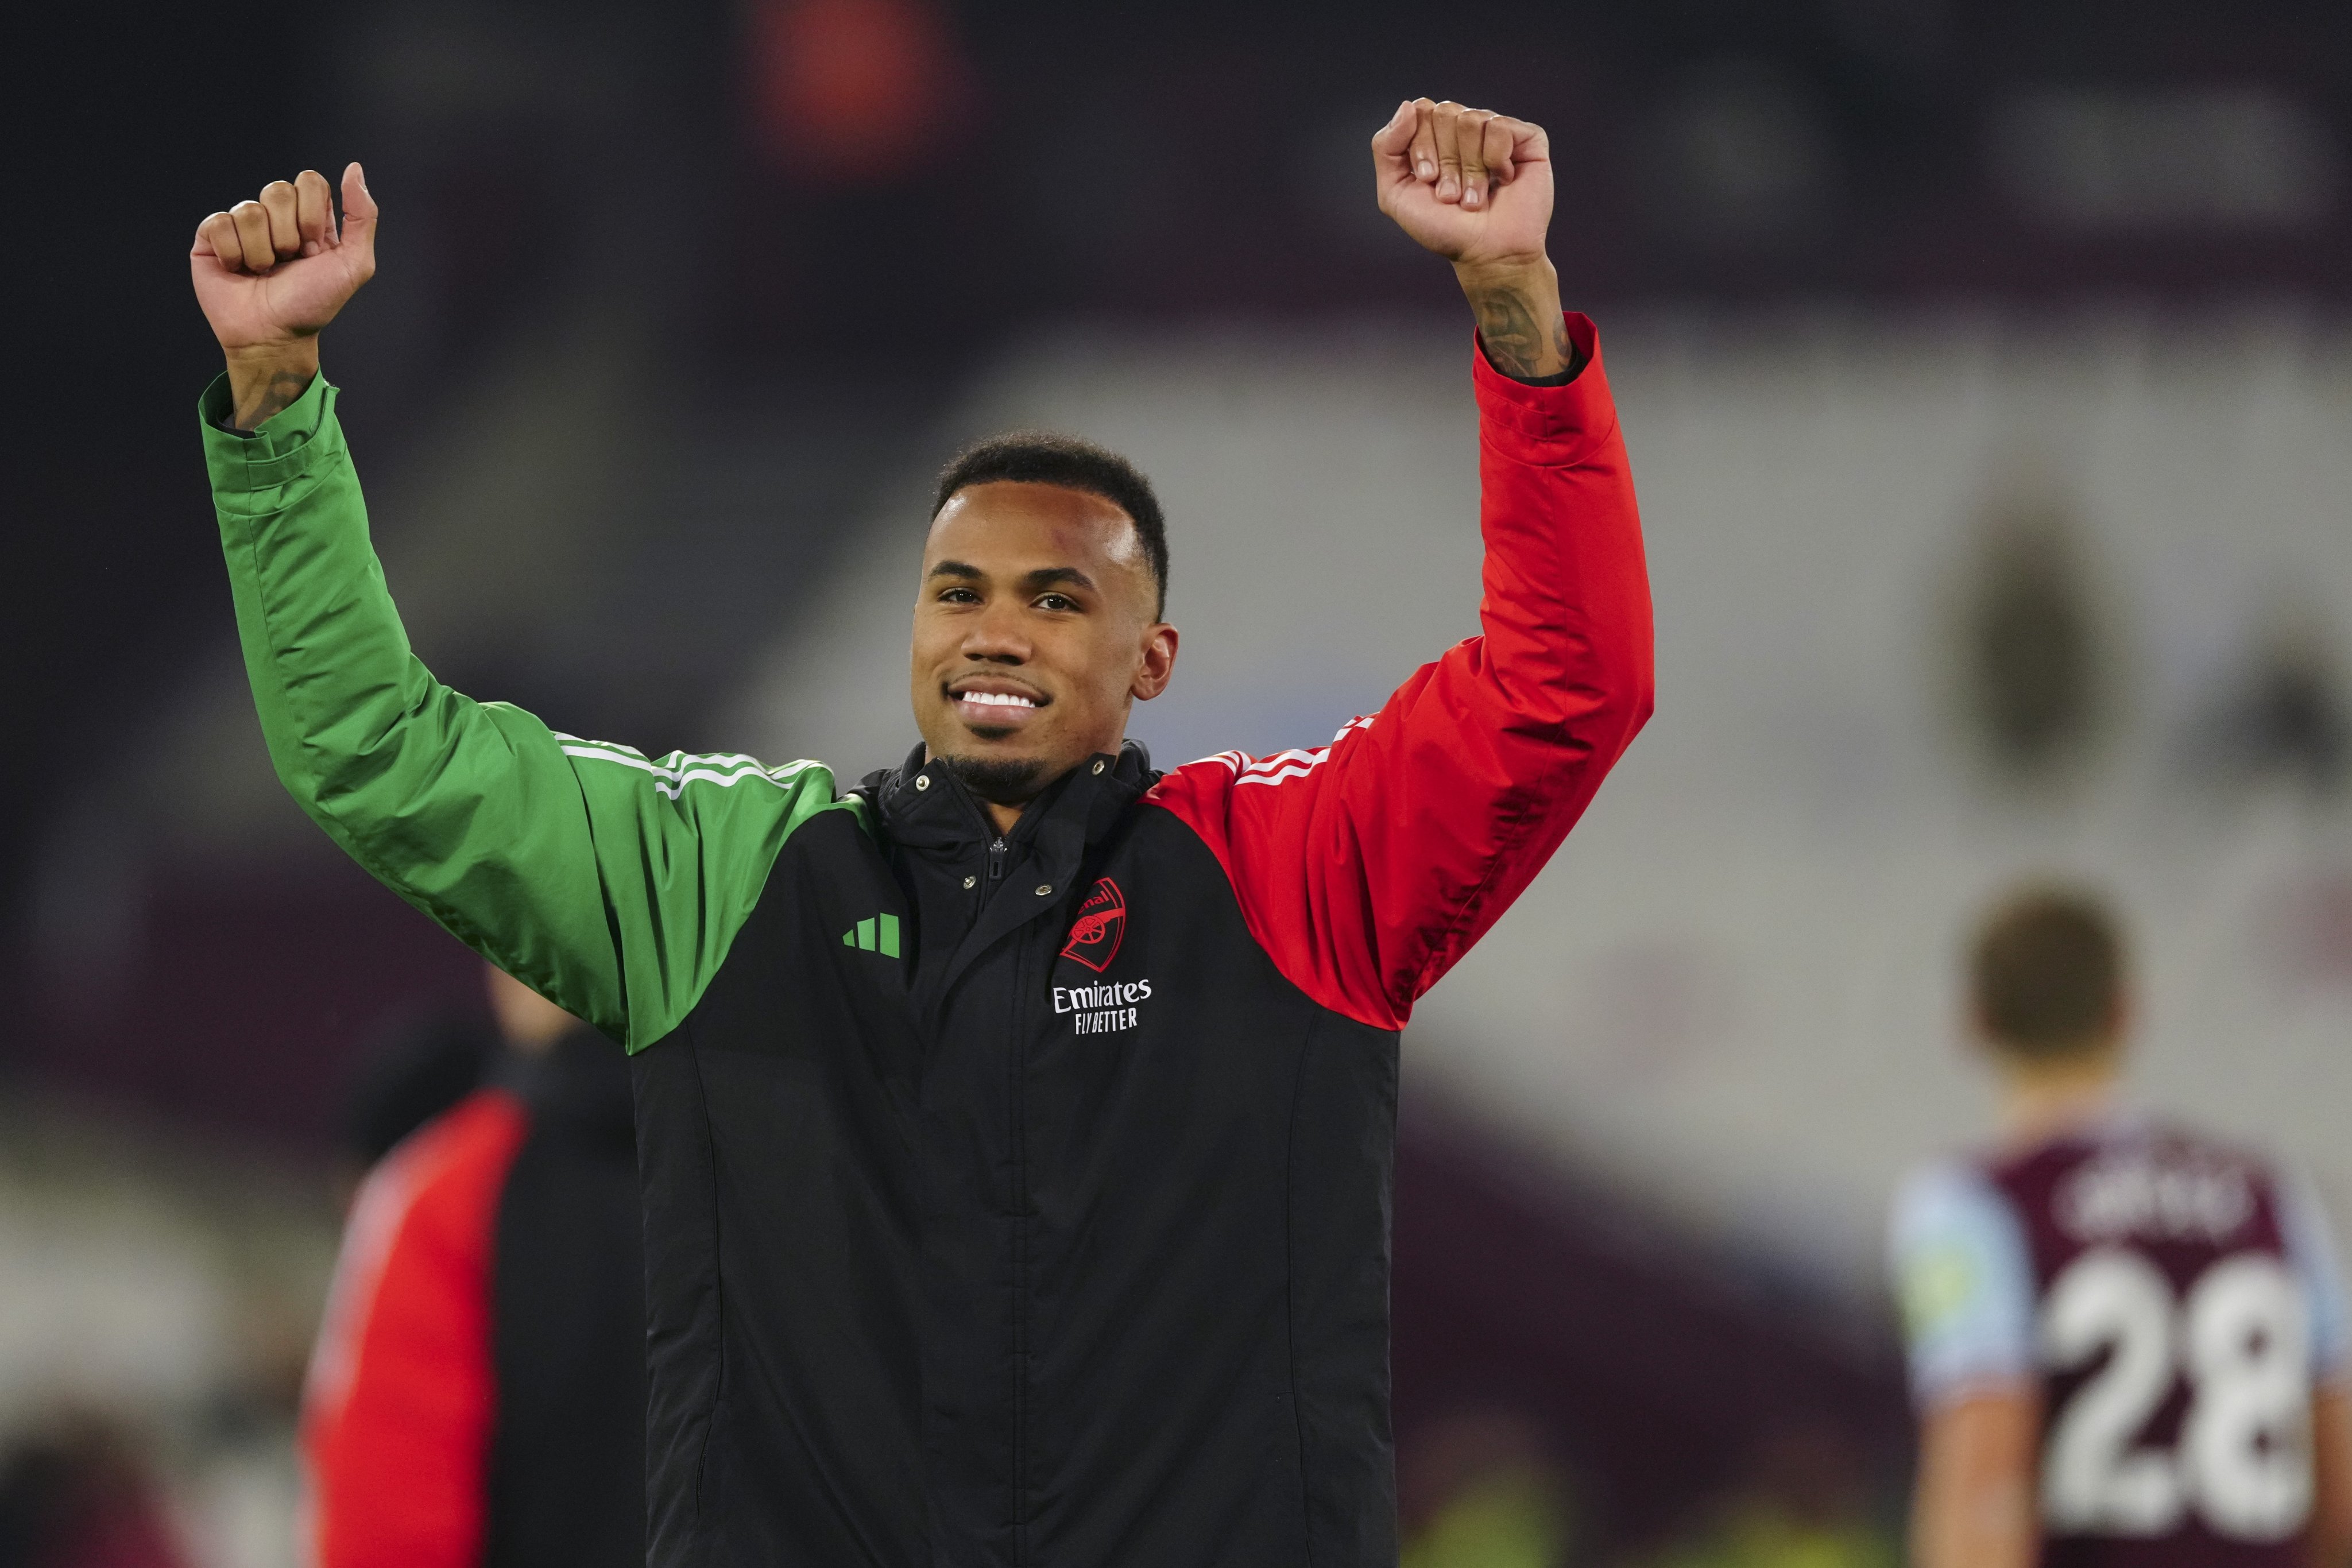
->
[223, 339, 320, 431]
[1454, 255, 1572, 382]
[1451, 253, 1556, 296]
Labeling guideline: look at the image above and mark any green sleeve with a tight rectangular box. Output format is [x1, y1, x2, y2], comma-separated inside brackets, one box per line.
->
[201, 373, 860, 1050]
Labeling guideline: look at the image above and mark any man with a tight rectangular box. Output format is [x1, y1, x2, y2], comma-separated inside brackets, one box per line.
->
[1891, 886, 2352, 1568]
[336, 1009, 494, 1202]
[304, 965, 643, 1568]
[192, 96, 1652, 1565]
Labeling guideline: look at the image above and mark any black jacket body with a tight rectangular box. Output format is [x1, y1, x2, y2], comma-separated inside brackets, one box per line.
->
[622, 330, 1655, 1566]
[634, 744, 1401, 1567]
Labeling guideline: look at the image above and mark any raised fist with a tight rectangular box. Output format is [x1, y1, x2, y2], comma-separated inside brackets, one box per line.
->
[190, 164, 378, 356]
[1371, 100, 1552, 270]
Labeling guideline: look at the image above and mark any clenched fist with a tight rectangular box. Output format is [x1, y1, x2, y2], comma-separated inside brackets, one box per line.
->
[1372, 99, 1552, 268]
[191, 163, 378, 428]
[1373, 100, 1573, 382]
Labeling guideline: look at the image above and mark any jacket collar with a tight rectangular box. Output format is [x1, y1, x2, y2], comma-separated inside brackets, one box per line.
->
[866, 741, 1157, 1014]
[864, 739, 1155, 854]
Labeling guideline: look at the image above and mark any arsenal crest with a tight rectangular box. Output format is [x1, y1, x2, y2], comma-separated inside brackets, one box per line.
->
[1059, 878, 1126, 972]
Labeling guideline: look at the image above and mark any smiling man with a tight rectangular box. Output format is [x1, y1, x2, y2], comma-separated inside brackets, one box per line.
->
[194, 97, 1651, 1567]
[914, 433, 1177, 824]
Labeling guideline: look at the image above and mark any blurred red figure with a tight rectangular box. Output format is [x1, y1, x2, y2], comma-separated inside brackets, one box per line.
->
[301, 966, 643, 1568]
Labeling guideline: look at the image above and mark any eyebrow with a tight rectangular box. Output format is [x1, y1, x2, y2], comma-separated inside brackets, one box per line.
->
[926, 561, 1099, 594]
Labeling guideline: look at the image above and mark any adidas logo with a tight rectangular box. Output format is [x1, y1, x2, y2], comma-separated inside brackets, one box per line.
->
[842, 913, 902, 958]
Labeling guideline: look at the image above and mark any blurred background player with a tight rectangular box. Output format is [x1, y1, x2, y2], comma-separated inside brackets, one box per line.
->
[1891, 886, 2352, 1568]
[334, 1008, 496, 1207]
[300, 964, 643, 1568]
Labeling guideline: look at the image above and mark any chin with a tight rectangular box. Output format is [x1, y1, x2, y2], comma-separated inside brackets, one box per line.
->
[937, 750, 1053, 805]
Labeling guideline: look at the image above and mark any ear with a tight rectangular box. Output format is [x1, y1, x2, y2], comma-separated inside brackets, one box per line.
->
[1131, 622, 1179, 702]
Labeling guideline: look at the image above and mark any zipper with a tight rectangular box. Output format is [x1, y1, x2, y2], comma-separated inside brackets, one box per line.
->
[989, 837, 1008, 882]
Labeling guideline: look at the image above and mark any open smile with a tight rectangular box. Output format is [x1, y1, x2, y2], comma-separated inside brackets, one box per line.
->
[946, 682, 1049, 729]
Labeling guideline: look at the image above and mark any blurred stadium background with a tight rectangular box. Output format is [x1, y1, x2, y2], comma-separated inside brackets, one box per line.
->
[8, 0, 2352, 1562]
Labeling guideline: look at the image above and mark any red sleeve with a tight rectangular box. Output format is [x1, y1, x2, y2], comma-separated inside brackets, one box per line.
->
[300, 1090, 531, 1568]
[1146, 314, 1653, 1031]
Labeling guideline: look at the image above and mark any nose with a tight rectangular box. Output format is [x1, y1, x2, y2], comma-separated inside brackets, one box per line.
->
[960, 599, 1031, 664]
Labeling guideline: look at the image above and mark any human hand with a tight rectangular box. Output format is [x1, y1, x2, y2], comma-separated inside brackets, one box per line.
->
[1371, 100, 1570, 381]
[190, 164, 378, 427]
[1371, 99, 1552, 270]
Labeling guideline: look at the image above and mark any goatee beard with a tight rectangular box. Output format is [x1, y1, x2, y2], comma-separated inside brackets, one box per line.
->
[936, 753, 1050, 806]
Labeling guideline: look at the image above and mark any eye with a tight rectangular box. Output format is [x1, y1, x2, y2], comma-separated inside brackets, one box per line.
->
[938, 586, 981, 604]
[1035, 593, 1080, 612]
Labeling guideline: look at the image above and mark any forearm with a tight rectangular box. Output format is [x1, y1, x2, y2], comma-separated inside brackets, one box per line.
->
[208, 374, 425, 824]
[1911, 1393, 2040, 1568]
[225, 339, 320, 430]
[2311, 1385, 2352, 1568]
[1469, 310, 1652, 743]
[1911, 1476, 2034, 1568]
[1455, 257, 1578, 382]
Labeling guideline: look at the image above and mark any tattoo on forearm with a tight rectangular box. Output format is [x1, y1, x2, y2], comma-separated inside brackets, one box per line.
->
[235, 369, 312, 431]
[1465, 285, 1574, 382]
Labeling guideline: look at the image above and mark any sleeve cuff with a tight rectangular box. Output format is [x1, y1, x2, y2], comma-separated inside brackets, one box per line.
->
[200, 371, 341, 502]
[1471, 312, 1617, 466]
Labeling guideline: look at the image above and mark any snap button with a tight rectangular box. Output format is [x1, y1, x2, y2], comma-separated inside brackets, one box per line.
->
[1091, 760, 1105, 775]
[914, 775, 930, 791]
[963, 875, 976, 889]
[1035, 884, 1053, 897]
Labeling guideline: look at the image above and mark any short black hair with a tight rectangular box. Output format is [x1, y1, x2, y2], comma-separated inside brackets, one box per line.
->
[1970, 885, 2125, 1060]
[933, 432, 1169, 617]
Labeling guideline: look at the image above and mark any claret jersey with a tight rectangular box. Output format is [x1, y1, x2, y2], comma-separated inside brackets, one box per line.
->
[1891, 1118, 2351, 1566]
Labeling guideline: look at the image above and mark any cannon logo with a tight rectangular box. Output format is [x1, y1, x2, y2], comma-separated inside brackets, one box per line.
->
[1059, 878, 1126, 972]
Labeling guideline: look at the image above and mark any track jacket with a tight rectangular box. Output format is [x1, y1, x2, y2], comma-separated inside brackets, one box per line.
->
[204, 316, 1652, 1568]
[303, 1031, 645, 1568]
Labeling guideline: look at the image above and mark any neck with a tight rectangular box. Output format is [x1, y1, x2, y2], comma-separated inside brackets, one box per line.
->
[1995, 1046, 2122, 1145]
[984, 798, 1025, 834]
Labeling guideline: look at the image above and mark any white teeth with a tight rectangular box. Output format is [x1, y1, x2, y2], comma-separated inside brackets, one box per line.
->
[959, 691, 1035, 708]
